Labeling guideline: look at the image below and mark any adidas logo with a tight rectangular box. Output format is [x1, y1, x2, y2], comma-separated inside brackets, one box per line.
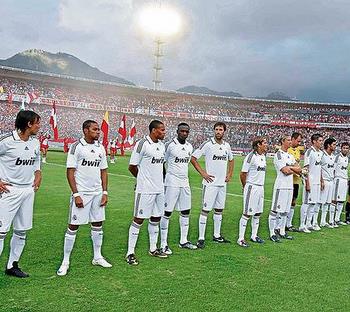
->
[182, 147, 185, 151]
[219, 147, 222, 150]
[156, 147, 159, 151]
[25, 146, 29, 150]
[91, 150, 95, 153]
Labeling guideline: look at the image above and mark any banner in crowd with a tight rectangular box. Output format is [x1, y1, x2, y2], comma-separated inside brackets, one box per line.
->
[271, 119, 317, 128]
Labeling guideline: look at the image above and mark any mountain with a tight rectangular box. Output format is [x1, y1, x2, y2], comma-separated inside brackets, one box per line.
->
[177, 85, 242, 97]
[0, 49, 134, 86]
[264, 91, 293, 101]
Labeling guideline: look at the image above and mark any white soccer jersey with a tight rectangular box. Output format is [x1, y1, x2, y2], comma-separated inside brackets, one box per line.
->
[304, 147, 322, 185]
[0, 131, 40, 187]
[241, 151, 266, 186]
[164, 138, 193, 187]
[130, 135, 165, 194]
[273, 149, 296, 189]
[66, 138, 108, 194]
[192, 138, 233, 186]
[334, 153, 349, 180]
[321, 151, 335, 181]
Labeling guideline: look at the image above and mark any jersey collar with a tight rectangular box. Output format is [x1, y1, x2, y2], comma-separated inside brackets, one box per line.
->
[12, 130, 21, 141]
[80, 138, 100, 147]
[146, 135, 155, 144]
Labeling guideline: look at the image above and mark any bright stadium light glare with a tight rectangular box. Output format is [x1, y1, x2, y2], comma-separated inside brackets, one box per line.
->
[139, 6, 181, 36]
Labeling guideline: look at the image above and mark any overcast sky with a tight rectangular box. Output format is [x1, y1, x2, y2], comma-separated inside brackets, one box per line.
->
[1, 0, 349, 102]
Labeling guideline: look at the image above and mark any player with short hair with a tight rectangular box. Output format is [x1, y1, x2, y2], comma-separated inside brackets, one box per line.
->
[0, 110, 41, 278]
[191, 122, 234, 249]
[237, 137, 268, 247]
[299, 134, 324, 233]
[333, 142, 349, 226]
[268, 136, 301, 242]
[160, 123, 197, 254]
[319, 138, 336, 228]
[110, 138, 117, 164]
[286, 132, 303, 231]
[126, 120, 167, 265]
[57, 120, 111, 276]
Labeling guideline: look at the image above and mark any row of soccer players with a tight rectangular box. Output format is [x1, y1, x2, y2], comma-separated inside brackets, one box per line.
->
[0, 111, 348, 277]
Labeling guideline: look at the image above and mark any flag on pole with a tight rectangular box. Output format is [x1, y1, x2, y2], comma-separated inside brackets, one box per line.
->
[26, 92, 39, 104]
[101, 111, 109, 150]
[127, 120, 136, 147]
[118, 114, 127, 142]
[49, 101, 59, 140]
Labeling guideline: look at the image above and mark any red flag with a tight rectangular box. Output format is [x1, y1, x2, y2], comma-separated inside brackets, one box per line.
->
[127, 120, 136, 147]
[7, 92, 13, 105]
[26, 92, 39, 104]
[101, 111, 109, 150]
[118, 114, 127, 142]
[49, 101, 59, 140]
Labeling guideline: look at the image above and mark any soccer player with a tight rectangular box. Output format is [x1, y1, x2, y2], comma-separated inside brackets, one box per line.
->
[191, 122, 234, 248]
[268, 136, 301, 242]
[126, 120, 167, 265]
[57, 120, 111, 276]
[286, 132, 303, 231]
[40, 134, 49, 163]
[110, 139, 117, 164]
[319, 138, 336, 228]
[160, 123, 197, 254]
[237, 137, 268, 247]
[333, 142, 349, 226]
[0, 110, 41, 278]
[299, 134, 324, 233]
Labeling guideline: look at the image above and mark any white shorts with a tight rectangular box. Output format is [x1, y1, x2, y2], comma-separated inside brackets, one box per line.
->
[320, 180, 333, 204]
[202, 185, 226, 211]
[243, 183, 264, 215]
[303, 184, 321, 204]
[333, 178, 348, 202]
[0, 186, 35, 232]
[271, 188, 293, 213]
[134, 193, 164, 219]
[164, 186, 191, 212]
[68, 193, 105, 225]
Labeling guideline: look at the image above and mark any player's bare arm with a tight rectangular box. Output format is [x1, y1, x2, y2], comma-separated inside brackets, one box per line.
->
[281, 166, 293, 175]
[128, 164, 138, 178]
[32, 170, 42, 192]
[240, 171, 247, 188]
[100, 168, 108, 207]
[225, 159, 234, 182]
[67, 168, 84, 208]
[190, 156, 214, 183]
[0, 180, 12, 193]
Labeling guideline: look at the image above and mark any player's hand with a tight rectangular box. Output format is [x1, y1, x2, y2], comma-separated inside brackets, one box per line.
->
[225, 175, 232, 183]
[32, 175, 42, 192]
[201, 172, 215, 183]
[75, 196, 84, 208]
[0, 181, 12, 193]
[100, 194, 108, 207]
[321, 179, 325, 191]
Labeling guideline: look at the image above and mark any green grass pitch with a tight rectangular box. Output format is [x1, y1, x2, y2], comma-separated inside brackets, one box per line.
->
[1, 151, 349, 312]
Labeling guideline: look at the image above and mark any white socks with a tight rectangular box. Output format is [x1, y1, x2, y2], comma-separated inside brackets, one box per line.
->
[306, 204, 315, 228]
[269, 211, 277, 237]
[91, 226, 103, 260]
[179, 214, 190, 245]
[63, 228, 77, 264]
[238, 215, 249, 241]
[213, 211, 223, 238]
[279, 214, 287, 235]
[329, 204, 335, 224]
[7, 231, 26, 269]
[198, 211, 208, 240]
[320, 204, 329, 225]
[312, 204, 320, 226]
[251, 216, 260, 240]
[286, 205, 295, 227]
[127, 221, 141, 256]
[148, 221, 159, 252]
[335, 202, 344, 222]
[160, 216, 170, 249]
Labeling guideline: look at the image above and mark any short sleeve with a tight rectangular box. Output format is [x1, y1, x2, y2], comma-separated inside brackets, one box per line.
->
[67, 142, 79, 168]
[241, 154, 252, 173]
[100, 146, 108, 170]
[274, 152, 286, 171]
[130, 139, 145, 166]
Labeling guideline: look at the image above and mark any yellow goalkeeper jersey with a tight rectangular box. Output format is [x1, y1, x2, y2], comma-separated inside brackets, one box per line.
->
[288, 146, 304, 184]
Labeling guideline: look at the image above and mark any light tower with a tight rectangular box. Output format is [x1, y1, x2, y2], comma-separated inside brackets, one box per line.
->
[139, 1, 181, 90]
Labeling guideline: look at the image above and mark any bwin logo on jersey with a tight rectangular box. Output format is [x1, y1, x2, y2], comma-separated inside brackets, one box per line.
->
[15, 157, 35, 166]
[212, 155, 227, 161]
[341, 166, 347, 170]
[315, 161, 321, 166]
[151, 157, 164, 164]
[257, 166, 266, 171]
[81, 159, 101, 167]
[174, 157, 190, 163]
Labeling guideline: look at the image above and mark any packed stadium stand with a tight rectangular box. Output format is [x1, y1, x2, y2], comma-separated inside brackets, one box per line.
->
[0, 66, 349, 150]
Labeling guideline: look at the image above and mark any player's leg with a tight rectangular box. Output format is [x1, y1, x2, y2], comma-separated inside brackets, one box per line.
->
[278, 190, 294, 239]
[312, 203, 321, 230]
[6, 188, 34, 278]
[335, 202, 345, 225]
[178, 187, 196, 249]
[269, 188, 281, 242]
[250, 186, 264, 243]
[286, 184, 299, 231]
[238, 184, 253, 247]
[346, 194, 350, 224]
[160, 187, 178, 254]
[213, 186, 230, 243]
[329, 202, 337, 227]
[148, 193, 167, 258]
[42, 148, 47, 163]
